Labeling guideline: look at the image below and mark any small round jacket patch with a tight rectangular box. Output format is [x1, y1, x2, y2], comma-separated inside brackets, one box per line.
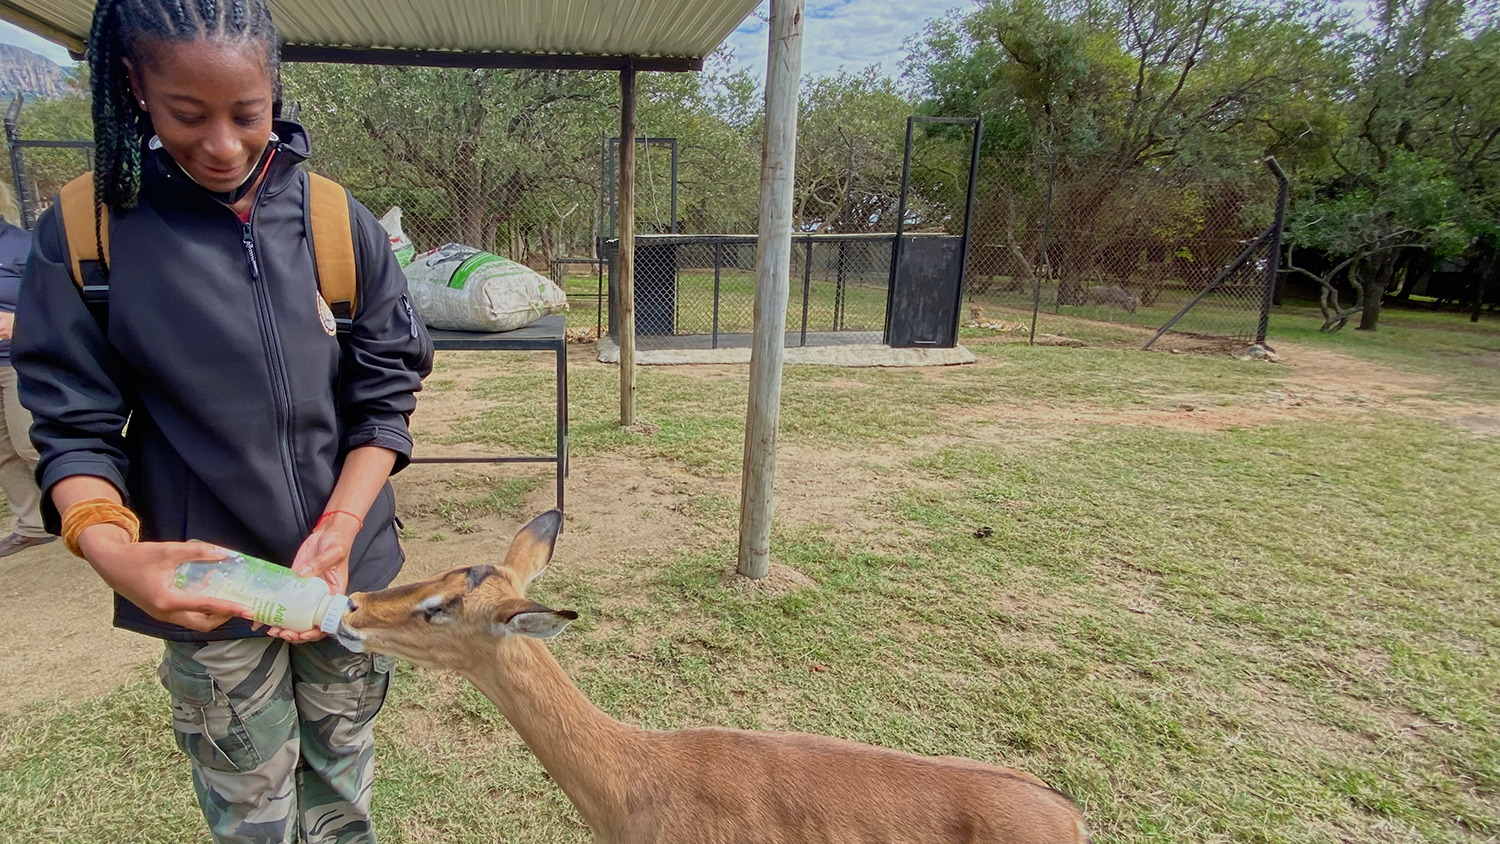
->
[316, 293, 338, 336]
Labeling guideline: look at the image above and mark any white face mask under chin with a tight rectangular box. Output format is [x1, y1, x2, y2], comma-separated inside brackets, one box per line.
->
[150, 132, 279, 193]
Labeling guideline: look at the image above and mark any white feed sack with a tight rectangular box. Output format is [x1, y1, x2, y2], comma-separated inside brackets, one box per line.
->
[403, 243, 569, 332]
[377, 206, 415, 267]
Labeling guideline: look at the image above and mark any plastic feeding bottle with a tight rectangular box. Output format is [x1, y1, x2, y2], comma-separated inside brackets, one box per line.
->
[173, 551, 350, 634]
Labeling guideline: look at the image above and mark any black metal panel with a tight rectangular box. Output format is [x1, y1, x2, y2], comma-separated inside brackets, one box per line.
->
[887, 236, 963, 348]
[636, 241, 678, 335]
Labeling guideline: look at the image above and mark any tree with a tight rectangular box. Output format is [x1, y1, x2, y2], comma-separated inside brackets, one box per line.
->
[285, 64, 614, 261]
[793, 69, 913, 232]
[633, 52, 763, 236]
[907, 0, 1343, 306]
[1289, 0, 1500, 330]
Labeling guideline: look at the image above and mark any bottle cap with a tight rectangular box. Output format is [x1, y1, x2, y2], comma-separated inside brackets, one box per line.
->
[320, 594, 352, 635]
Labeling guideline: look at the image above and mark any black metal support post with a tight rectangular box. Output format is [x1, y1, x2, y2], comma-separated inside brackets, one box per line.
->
[1031, 152, 1058, 346]
[712, 241, 723, 349]
[669, 139, 679, 234]
[800, 238, 813, 347]
[885, 117, 917, 344]
[413, 317, 570, 516]
[1256, 156, 1289, 345]
[1144, 227, 1274, 350]
[4, 94, 31, 228]
[948, 115, 985, 343]
[834, 241, 848, 330]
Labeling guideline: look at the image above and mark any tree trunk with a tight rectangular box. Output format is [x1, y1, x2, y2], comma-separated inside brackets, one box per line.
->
[1356, 251, 1397, 331]
[1473, 248, 1499, 323]
[1396, 251, 1430, 302]
[451, 186, 487, 248]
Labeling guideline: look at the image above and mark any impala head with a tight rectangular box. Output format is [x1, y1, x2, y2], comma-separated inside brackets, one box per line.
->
[338, 510, 576, 669]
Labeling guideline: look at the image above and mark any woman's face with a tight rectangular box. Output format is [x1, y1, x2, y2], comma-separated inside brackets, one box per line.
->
[127, 39, 275, 194]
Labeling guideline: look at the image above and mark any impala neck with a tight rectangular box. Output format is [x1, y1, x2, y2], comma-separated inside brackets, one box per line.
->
[462, 636, 641, 831]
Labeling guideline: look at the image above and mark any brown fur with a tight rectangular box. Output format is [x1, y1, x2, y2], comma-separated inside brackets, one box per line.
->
[343, 511, 1090, 844]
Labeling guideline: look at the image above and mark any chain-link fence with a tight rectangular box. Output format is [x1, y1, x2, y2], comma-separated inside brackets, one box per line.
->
[3, 95, 95, 227]
[964, 153, 1282, 346]
[3, 86, 1283, 352]
[604, 233, 891, 350]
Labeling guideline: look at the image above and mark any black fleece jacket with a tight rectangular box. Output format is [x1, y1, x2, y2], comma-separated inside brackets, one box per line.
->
[13, 121, 433, 640]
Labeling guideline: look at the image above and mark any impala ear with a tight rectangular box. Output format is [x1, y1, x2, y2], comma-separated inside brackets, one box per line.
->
[502, 510, 563, 589]
[490, 598, 578, 640]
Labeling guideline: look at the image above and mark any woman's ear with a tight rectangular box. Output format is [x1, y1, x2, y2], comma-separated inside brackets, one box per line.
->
[123, 57, 146, 109]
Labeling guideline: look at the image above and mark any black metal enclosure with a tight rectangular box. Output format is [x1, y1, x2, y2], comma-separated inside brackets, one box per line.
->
[605, 233, 912, 349]
[603, 116, 984, 352]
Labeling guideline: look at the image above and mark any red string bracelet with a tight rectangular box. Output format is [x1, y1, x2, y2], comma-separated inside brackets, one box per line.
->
[315, 510, 364, 532]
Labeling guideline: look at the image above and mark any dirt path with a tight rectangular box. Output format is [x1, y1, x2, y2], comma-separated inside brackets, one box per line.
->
[0, 339, 1493, 712]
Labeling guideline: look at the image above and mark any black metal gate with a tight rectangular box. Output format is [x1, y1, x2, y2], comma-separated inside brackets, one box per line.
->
[884, 116, 983, 349]
[887, 236, 965, 347]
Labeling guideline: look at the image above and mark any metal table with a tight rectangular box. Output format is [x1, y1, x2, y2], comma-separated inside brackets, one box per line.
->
[411, 314, 569, 513]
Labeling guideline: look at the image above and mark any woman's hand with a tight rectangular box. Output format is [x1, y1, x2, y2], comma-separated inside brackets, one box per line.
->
[257, 512, 359, 643]
[78, 525, 251, 632]
[0, 311, 15, 341]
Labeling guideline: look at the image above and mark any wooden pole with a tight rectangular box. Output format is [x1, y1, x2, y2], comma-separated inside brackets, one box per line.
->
[618, 68, 637, 426]
[737, 0, 804, 579]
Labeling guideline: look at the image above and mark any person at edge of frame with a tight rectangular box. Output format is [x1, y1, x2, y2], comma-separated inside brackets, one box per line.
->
[0, 189, 56, 558]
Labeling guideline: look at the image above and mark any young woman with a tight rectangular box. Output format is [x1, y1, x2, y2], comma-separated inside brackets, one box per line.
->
[13, 1, 432, 841]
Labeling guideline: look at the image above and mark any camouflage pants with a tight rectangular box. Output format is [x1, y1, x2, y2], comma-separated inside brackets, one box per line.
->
[158, 636, 396, 844]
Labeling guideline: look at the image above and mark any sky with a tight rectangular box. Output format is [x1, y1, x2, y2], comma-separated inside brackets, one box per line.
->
[722, 0, 972, 80]
[0, 0, 970, 78]
[0, 19, 74, 66]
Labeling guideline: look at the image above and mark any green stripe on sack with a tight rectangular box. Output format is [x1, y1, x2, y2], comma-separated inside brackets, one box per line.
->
[447, 252, 507, 290]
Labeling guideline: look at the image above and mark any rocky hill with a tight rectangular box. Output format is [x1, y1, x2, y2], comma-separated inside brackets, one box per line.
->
[0, 43, 71, 101]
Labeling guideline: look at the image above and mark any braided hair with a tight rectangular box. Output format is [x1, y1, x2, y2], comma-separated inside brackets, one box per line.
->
[87, 0, 280, 240]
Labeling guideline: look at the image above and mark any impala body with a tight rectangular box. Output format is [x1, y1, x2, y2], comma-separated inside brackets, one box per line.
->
[340, 512, 1089, 844]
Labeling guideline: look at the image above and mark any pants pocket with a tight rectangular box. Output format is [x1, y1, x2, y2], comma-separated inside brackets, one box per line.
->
[354, 654, 396, 729]
[158, 654, 265, 774]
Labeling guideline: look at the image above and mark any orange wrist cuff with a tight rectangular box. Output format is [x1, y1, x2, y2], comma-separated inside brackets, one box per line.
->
[60, 498, 141, 558]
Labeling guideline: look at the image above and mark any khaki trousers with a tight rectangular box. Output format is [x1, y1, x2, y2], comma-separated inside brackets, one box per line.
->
[0, 365, 44, 537]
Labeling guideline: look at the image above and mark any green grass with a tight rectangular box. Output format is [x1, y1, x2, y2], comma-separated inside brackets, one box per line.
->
[1269, 303, 1500, 400]
[401, 474, 544, 532]
[5, 317, 1500, 843]
[430, 342, 1280, 474]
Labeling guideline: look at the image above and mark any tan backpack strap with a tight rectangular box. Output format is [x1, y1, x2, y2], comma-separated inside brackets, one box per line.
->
[307, 172, 357, 320]
[59, 172, 108, 287]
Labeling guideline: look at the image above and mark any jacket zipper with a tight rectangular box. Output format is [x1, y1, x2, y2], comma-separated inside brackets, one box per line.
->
[239, 206, 312, 536]
[402, 295, 418, 338]
[241, 223, 260, 279]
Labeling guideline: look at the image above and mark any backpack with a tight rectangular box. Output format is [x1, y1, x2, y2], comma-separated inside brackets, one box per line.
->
[56, 170, 359, 334]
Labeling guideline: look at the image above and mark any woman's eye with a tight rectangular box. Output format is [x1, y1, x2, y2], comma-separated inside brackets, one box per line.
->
[235, 115, 265, 128]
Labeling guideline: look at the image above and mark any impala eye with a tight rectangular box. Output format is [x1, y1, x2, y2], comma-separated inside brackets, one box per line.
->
[414, 594, 459, 624]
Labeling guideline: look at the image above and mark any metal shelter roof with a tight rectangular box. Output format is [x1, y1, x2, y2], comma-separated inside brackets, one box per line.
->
[0, 0, 761, 70]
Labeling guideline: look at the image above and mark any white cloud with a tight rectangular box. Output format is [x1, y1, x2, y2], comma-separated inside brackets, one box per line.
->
[0, 20, 75, 66]
[724, 0, 971, 82]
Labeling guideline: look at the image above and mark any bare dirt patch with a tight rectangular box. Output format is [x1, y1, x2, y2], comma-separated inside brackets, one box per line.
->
[720, 562, 817, 596]
[0, 544, 160, 712]
[1453, 413, 1500, 435]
